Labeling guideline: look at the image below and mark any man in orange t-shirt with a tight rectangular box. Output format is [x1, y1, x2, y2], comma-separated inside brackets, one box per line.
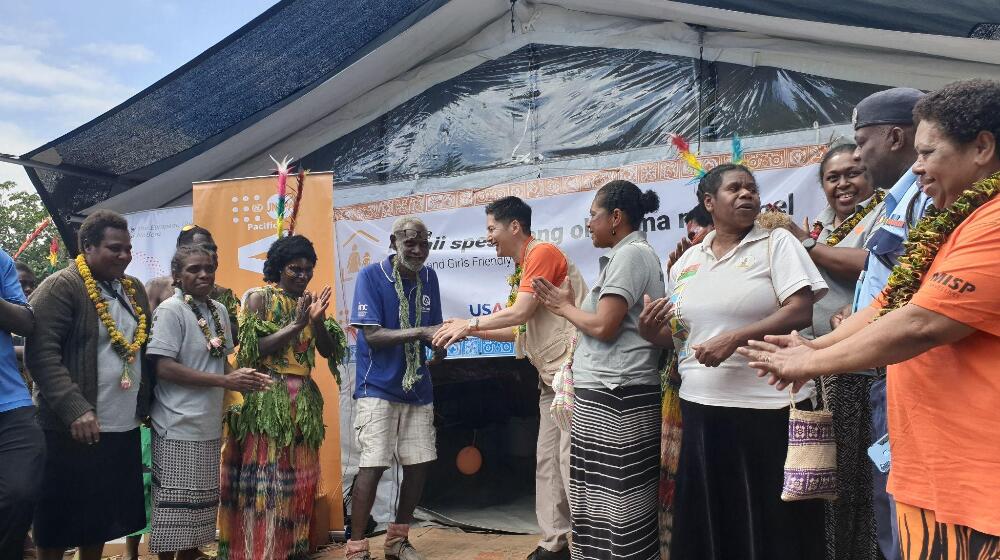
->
[739, 78, 1000, 559]
[434, 196, 586, 560]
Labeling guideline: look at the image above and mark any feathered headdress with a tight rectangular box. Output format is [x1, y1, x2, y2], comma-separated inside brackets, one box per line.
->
[287, 168, 308, 236]
[731, 134, 746, 166]
[670, 134, 707, 181]
[269, 155, 295, 239]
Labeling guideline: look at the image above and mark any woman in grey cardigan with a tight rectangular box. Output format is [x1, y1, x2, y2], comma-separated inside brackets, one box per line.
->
[26, 210, 151, 560]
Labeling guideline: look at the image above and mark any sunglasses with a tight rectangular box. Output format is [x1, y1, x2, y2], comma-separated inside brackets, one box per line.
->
[181, 224, 198, 232]
[394, 229, 432, 241]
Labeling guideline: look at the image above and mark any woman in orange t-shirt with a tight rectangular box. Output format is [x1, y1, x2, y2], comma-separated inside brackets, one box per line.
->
[740, 78, 1000, 560]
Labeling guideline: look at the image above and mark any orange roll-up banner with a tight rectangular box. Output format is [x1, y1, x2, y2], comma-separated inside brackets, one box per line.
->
[193, 171, 343, 532]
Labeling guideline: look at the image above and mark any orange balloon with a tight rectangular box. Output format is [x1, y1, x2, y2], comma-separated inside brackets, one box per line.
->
[456, 445, 483, 475]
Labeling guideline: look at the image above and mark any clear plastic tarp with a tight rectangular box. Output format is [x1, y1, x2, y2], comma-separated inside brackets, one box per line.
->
[302, 43, 881, 186]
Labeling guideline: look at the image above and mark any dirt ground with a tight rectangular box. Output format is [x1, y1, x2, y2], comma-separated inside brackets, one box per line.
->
[93, 527, 540, 559]
[316, 527, 540, 559]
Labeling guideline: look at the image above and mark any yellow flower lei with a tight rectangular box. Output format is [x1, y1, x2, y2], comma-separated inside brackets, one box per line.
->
[76, 254, 148, 389]
[825, 190, 887, 246]
[507, 264, 525, 335]
[878, 171, 1000, 317]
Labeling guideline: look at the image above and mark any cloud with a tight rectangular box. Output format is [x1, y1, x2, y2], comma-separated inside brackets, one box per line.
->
[0, 19, 62, 49]
[0, 45, 129, 93]
[0, 121, 46, 189]
[79, 42, 154, 64]
[0, 45, 137, 129]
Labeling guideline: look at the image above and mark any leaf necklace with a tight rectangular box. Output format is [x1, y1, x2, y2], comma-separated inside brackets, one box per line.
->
[878, 171, 1000, 317]
[825, 190, 886, 246]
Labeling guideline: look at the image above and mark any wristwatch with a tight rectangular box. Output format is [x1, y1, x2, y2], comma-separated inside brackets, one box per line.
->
[467, 317, 480, 331]
[801, 237, 817, 252]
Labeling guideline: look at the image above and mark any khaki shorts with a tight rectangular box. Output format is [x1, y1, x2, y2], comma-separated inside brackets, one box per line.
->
[354, 397, 436, 468]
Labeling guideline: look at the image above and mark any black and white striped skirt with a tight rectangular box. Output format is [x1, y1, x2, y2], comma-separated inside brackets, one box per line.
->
[570, 385, 661, 560]
[149, 434, 222, 553]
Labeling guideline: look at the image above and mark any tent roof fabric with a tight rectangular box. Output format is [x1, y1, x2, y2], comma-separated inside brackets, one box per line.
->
[21, 0, 442, 243]
[20, 0, 1000, 243]
[677, 0, 1000, 38]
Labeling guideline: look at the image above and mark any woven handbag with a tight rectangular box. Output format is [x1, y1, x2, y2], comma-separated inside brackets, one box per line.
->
[781, 378, 838, 501]
[549, 334, 578, 432]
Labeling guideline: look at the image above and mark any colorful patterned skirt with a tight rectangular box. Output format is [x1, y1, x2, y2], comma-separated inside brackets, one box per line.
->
[218, 374, 323, 560]
[658, 377, 683, 560]
[896, 502, 1000, 560]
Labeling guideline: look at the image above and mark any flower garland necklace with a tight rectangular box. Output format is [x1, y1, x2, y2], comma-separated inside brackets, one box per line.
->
[183, 293, 227, 358]
[394, 257, 424, 391]
[825, 190, 887, 246]
[507, 265, 526, 336]
[878, 171, 1000, 317]
[76, 254, 147, 389]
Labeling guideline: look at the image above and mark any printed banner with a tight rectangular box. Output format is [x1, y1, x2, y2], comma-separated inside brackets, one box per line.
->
[192, 172, 344, 530]
[124, 206, 193, 285]
[334, 145, 831, 359]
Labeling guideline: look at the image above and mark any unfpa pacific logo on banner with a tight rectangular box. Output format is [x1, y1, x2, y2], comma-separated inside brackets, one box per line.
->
[230, 193, 295, 231]
[231, 192, 297, 274]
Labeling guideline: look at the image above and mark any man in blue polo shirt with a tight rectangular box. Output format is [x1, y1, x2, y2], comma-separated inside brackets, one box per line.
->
[0, 248, 44, 558]
[851, 87, 929, 560]
[346, 216, 444, 560]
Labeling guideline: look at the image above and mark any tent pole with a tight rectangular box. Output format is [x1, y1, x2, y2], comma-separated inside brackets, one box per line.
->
[0, 153, 138, 187]
[696, 28, 705, 152]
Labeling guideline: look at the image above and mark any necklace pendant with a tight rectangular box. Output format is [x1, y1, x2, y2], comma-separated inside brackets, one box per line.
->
[119, 363, 133, 390]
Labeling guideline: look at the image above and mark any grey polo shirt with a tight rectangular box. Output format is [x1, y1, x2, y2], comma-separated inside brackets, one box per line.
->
[147, 290, 234, 441]
[572, 231, 665, 390]
[811, 195, 884, 337]
[95, 279, 142, 432]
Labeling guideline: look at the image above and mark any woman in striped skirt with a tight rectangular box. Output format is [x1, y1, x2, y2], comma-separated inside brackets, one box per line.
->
[145, 246, 272, 559]
[533, 180, 665, 560]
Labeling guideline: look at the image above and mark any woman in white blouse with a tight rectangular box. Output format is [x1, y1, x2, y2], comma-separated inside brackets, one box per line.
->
[639, 163, 828, 560]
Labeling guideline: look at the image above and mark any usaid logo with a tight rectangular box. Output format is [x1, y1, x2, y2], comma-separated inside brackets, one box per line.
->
[469, 302, 505, 316]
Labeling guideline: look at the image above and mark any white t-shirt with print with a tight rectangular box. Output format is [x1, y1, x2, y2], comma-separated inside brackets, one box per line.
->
[668, 225, 828, 409]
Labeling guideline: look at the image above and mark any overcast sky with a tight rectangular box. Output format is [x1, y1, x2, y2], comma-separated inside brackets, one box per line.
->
[0, 0, 276, 188]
